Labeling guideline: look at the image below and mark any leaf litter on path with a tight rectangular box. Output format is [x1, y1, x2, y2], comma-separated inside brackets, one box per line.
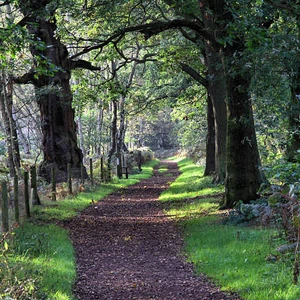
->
[62, 161, 241, 300]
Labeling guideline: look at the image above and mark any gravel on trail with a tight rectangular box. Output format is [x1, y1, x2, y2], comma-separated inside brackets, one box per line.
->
[62, 161, 241, 300]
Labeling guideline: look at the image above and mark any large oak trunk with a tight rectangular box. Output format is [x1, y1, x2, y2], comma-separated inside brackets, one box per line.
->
[19, 1, 86, 182]
[37, 84, 85, 182]
[223, 71, 263, 207]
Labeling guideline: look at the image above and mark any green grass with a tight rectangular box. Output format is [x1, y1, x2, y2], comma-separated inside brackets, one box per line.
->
[0, 160, 158, 299]
[160, 157, 300, 300]
[160, 157, 224, 203]
[14, 223, 75, 299]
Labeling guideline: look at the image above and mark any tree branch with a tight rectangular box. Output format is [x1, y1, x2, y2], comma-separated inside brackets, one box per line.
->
[11, 71, 37, 85]
[180, 63, 208, 88]
[70, 19, 216, 60]
[69, 59, 102, 71]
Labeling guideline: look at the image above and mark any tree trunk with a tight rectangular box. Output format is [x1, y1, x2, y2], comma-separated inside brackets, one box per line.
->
[37, 83, 86, 182]
[0, 72, 21, 177]
[199, 0, 265, 207]
[17, 1, 86, 182]
[96, 100, 104, 156]
[117, 95, 127, 153]
[204, 95, 215, 176]
[200, 0, 227, 183]
[108, 100, 118, 164]
[286, 73, 300, 162]
[222, 63, 263, 208]
[179, 63, 215, 176]
[206, 53, 227, 183]
[77, 115, 86, 162]
[0, 78, 15, 176]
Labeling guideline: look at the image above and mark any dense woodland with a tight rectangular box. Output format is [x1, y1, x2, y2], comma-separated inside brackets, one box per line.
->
[0, 0, 300, 208]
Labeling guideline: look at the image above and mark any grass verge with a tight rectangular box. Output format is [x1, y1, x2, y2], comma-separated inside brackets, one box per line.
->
[160, 157, 300, 300]
[0, 160, 158, 300]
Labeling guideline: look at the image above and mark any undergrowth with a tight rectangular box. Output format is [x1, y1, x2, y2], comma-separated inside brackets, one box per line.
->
[0, 160, 158, 299]
[160, 157, 300, 300]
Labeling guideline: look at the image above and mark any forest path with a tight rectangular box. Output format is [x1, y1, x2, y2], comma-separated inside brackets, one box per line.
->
[62, 161, 240, 300]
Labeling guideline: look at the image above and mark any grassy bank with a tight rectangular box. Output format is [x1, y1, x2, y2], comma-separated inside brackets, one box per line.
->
[160, 157, 300, 300]
[0, 160, 158, 300]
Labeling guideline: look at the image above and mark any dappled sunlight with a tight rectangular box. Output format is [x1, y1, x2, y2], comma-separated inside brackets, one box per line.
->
[166, 202, 219, 220]
[160, 158, 300, 299]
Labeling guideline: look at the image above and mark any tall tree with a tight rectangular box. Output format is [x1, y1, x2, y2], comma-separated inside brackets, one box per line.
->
[0, 72, 20, 176]
[198, 0, 227, 183]
[0, 3, 21, 176]
[135, 0, 264, 206]
[13, 0, 101, 182]
[180, 63, 215, 175]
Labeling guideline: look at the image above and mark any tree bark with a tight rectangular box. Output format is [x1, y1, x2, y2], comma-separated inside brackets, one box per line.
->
[0, 71, 21, 177]
[0, 78, 15, 176]
[222, 50, 263, 208]
[96, 100, 104, 156]
[108, 100, 118, 164]
[117, 94, 127, 153]
[77, 115, 86, 162]
[204, 95, 215, 176]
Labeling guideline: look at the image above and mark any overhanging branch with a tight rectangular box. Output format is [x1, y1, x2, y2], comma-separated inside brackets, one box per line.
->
[69, 19, 216, 60]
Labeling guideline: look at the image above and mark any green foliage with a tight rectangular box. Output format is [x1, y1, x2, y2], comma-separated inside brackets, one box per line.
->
[265, 160, 300, 184]
[13, 223, 76, 300]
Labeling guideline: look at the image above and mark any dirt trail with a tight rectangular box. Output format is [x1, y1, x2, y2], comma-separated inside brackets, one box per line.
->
[62, 161, 240, 300]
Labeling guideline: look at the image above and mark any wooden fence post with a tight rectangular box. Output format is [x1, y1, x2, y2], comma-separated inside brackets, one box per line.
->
[30, 165, 40, 205]
[1, 180, 9, 232]
[24, 171, 30, 218]
[67, 163, 72, 194]
[90, 158, 94, 186]
[123, 155, 128, 179]
[51, 166, 56, 201]
[14, 174, 19, 223]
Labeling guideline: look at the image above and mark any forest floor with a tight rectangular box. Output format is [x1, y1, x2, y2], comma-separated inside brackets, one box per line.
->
[62, 161, 241, 300]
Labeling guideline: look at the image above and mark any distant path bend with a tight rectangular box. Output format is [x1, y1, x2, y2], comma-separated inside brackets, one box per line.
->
[63, 160, 240, 300]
